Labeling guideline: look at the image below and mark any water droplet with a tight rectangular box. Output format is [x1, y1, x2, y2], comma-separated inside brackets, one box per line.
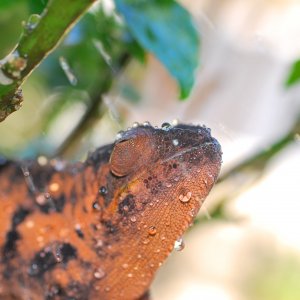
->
[171, 119, 179, 126]
[94, 268, 105, 279]
[172, 139, 179, 146]
[143, 239, 150, 245]
[179, 192, 192, 203]
[123, 205, 129, 212]
[148, 226, 157, 236]
[105, 287, 110, 292]
[59, 56, 77, 86]
[165, 182, 172, 188]
[115, 130, 124, 140]
[137, 254, 142, 259]
[25, 220, 35, 228]
[36, 193, 47, 205]
[122, 263, 128, 269]
[99, 186, 107, 195]
[127, 273, 133, 278]
[143, 121, 151, 126]
[37, 156, 48, 166]
[174, 238, 185, 251]
[23, 14, 41, 33]
[49, 182, 59, 192]
[95, 239, 103, 248]
[130, 216, 137, 223]
[132, 122, 139, 128]
[92, 201, 101, 211]
[161, 122, 172, 131]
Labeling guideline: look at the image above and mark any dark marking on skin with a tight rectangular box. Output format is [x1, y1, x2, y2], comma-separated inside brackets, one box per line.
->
[101, 220, 118, 236]
[28, 243, 77, 277]
[2, 207, 30, 260]
[118, 194, 135, 215]
[70, 188, 77, 205]
[2, 230, 20, 260]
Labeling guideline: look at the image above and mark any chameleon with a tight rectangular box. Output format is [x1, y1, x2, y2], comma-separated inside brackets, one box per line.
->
[0, 123, 222, 300]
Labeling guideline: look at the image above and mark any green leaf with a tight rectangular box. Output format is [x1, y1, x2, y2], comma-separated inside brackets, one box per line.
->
[114, 0, 200, 99]
[286, 59, 300, 87]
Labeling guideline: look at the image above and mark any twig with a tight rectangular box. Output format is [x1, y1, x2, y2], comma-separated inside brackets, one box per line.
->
[0, 0, 97, 122]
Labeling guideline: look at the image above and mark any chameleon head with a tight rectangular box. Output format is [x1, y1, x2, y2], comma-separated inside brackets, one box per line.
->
[95, 123, 222, 299]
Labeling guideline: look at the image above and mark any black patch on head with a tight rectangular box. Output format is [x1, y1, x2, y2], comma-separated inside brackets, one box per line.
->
[2, 207, 31, 261]
[2, 230, 20, 261]
[118, 194, 135, 215]
[28, 243, 77, 277]
[12, 207, 31, 226]
[38, 194, 66, 214]
[101, 220, 118, 236]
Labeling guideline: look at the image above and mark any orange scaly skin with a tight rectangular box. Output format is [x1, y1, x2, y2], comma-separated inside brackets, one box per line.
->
[0, 124, 222, 300]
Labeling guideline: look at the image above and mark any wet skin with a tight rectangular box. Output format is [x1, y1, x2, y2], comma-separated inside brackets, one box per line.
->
[0, 123, 222, 300]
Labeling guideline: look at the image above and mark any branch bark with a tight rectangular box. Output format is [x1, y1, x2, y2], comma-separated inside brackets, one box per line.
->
[0, 0, 97, 122]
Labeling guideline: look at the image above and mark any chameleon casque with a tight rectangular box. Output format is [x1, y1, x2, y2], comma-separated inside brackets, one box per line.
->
[0, 123, 222, 300]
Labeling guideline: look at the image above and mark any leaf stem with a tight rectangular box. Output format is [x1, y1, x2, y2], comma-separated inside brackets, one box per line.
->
[0, 0, 97, 122]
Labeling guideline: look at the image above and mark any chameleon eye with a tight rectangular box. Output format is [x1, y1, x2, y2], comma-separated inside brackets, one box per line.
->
[109, 137, 153, 177]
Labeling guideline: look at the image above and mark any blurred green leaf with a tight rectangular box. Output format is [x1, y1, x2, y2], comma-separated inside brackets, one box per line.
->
[0, 0, 21, 9]
[28, 0, 48, 14]
[114, 0, 200, 99]
[286, 59, 300, 87]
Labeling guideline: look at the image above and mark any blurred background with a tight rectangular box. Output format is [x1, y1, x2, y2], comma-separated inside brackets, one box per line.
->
[1, 0, 300, 299]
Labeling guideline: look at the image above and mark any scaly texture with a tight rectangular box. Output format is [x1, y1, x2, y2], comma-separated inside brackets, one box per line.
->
[0, 123, 222, 300]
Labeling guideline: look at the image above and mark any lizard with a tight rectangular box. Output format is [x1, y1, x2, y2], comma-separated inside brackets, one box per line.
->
[0, 122, 222, 300]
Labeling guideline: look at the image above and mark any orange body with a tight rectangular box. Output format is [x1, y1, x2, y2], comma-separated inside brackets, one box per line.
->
[0, 124, 222, 300]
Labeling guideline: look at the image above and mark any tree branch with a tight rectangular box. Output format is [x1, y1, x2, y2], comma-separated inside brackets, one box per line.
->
[0, 0, 97, 122]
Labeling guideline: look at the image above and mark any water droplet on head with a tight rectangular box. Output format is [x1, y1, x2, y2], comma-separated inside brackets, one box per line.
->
[143, 121, 151, 126]
[132, 122, 139, 128]
[94, 267, 105, 279]
[122, 263, 128, 269]
[171, 119, 179, 126]
[161, 122, 172, 131]
[99, 186, 107, 195]
[127, 273, 133, 278]
[174, 238, 185, 251]
[130, 216, 137, 223]
[179, 192, 192, 203]
[115, 131, 124, 140]
[143, 238, 150, 245]
[172, 139, 179, 146]
[148, 226, 157, 236]
[92, 201, 101, 211]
